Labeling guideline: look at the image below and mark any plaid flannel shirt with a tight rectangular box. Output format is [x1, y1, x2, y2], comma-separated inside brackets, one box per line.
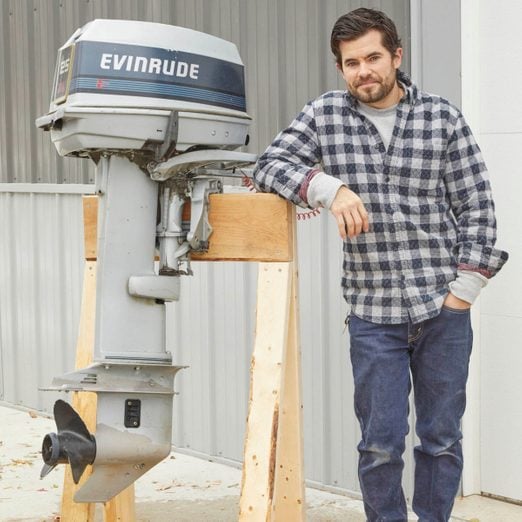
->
[253, 73, 508, 324]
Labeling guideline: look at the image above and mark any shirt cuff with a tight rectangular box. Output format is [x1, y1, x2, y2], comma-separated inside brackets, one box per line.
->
[448, 269, 489, 304]
[306, 172, 345, 209]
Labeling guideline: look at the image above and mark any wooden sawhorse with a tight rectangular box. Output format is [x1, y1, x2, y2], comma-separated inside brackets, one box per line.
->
[61, 193, 305, 521]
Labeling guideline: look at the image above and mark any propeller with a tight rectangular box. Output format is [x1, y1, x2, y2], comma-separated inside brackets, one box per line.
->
[40, 399, 96, 483]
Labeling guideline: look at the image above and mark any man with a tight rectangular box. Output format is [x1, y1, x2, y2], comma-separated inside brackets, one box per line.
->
[253, 7, 508, 522]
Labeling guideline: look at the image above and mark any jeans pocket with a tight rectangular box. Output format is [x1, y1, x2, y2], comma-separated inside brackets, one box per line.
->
[442, 305, 471, 314]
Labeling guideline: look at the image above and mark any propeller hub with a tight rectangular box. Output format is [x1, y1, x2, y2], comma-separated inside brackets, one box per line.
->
[42, 432, 68, 466]
[40, 400, 96, 483]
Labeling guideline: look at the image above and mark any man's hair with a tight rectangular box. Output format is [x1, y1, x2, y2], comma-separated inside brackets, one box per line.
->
[330, 8, 402, 66]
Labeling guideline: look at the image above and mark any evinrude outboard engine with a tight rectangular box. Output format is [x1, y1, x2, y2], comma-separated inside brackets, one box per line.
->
[36, 19, 256, 502]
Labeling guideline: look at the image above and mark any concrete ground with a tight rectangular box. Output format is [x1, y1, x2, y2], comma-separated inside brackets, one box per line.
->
[1, 403, 521, 522]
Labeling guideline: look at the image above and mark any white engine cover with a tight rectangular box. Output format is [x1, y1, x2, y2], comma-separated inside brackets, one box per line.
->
[36, 19, 251, 157]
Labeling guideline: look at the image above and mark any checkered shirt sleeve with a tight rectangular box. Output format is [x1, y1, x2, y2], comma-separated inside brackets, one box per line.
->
[253, 102, 321, 208]
[444, 113, 508, 277]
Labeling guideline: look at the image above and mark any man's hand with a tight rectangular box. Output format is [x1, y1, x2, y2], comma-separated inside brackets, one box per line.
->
[330, 186, 370, 240]
[443, 292, 471, 310]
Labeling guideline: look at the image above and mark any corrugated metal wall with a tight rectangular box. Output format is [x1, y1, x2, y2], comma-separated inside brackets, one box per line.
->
[0, 187, 88, 410]
[0, 0, 412, 498]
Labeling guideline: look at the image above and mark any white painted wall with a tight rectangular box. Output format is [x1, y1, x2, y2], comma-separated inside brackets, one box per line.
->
[461, 0, 522, 502]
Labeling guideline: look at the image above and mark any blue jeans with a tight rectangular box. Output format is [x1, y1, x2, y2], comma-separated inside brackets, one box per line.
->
[348, 307, 473, 522]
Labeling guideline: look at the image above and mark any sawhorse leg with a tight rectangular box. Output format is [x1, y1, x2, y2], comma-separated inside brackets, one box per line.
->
[239, 257, 305, 521]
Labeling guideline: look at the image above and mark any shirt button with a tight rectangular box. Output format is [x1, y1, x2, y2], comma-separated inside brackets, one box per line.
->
[385, 176, 390, 182]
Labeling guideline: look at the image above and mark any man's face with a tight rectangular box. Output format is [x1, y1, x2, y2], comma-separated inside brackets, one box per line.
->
[337, 29, 403, 108]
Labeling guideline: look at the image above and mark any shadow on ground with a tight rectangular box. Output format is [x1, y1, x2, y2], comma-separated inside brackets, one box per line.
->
[125, 497, 366, 522]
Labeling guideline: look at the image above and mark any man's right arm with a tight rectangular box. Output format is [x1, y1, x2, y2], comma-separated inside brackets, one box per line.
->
[254, 102, 369, 239]
[253, 101, 327, 207]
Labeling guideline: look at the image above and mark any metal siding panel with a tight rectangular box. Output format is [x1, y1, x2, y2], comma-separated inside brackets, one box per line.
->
[169, 260, 257, 462]
[0, 0, 95, 184]
[212, 262, 256, 461]
[0, 192, 83, 411]
[418, 0, 461, 107]
[2, 4, 16, 183]
[0, 6, 12, 182]
[11, 0, 28, 183]
[173, 264, 212, 453]
[298, 215, 329, 483]
[297, 212, 360, 494]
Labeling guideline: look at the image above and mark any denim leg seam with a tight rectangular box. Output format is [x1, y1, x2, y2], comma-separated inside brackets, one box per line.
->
[428, 452, 435, 518]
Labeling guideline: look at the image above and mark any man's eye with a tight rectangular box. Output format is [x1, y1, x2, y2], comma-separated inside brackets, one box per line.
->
[369, 56, 380, 62]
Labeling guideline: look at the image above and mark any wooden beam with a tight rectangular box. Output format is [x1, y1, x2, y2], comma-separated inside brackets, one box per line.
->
[103, 486, 136, 521]
[83, 196, 98, 261]
[83, 193, 293, 263]
[239, 209, 305, 521]
[191, 193, 294, 262]
[60, 261, 97, 522]
[239, 262, 292, 520]
[271, 258, 305, 520]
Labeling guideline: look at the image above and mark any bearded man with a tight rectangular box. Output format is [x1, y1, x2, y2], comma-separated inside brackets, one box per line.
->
[253, 7, 507, 522]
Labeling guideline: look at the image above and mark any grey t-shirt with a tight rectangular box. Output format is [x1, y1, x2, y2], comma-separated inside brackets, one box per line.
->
[357, 101, 398, 150]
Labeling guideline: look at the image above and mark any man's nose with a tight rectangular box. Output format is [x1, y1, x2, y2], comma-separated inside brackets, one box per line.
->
[358, 62, 372, 77]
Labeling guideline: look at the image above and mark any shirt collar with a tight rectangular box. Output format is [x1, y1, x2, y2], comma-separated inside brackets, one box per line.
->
[397, 70, 417, 104]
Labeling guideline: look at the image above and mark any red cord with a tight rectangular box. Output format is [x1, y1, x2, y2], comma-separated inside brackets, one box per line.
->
[296, 208, 321, 220]
[241, 174, 256, 192]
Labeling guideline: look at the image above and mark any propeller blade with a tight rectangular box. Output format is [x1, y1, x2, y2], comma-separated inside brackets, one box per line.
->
[53, 399, 91, 439]
[40, 462, 56, 479]
[70, 459, 90, 484]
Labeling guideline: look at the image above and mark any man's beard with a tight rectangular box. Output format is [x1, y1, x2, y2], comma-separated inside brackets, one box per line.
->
[350, 74, 396, 104]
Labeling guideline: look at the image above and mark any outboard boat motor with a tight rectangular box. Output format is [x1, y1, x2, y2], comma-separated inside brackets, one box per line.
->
[36, 19, 256, 502]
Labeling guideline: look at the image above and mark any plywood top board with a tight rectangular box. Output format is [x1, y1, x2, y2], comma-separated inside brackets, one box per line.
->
[192, 193, 293, 262]
[83, 193, 294, 263]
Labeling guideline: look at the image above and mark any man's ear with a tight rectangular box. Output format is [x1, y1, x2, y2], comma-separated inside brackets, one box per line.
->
[393, 47, 403, 69]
